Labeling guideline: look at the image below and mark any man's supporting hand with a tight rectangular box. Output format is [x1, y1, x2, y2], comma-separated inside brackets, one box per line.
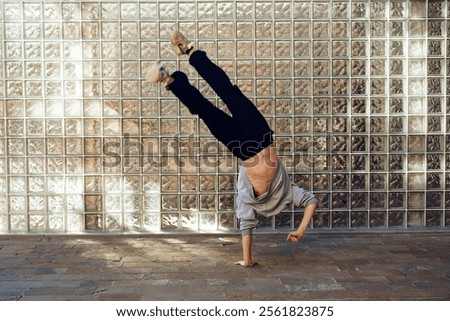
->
[234, 260, 257, 267]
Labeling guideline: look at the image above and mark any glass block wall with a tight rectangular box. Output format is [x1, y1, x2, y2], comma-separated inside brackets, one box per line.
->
[0, 0, 449, 233]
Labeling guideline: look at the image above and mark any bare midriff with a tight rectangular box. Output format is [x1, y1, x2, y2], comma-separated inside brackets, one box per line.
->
[242, 144, 278, 197]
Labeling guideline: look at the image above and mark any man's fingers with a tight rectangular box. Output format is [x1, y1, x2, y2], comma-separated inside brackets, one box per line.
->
[287, 233, 301, 243]
[288, 235, 297, 242]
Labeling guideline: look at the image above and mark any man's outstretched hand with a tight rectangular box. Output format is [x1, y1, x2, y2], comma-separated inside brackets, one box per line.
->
[287, 230, 305, 243]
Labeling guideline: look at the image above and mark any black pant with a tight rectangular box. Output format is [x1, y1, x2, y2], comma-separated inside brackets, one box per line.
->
[167, 50, 273, 160]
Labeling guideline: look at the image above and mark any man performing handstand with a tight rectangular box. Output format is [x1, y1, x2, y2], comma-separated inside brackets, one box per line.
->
[148, 31, 318, 267]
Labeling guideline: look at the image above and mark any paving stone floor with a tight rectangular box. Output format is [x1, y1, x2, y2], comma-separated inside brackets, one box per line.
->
[0, 232, 449, 301]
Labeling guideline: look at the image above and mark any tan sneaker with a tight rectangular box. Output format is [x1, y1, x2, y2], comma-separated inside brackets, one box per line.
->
[171, 31, 193, 56]
[146, 65, 170, 84]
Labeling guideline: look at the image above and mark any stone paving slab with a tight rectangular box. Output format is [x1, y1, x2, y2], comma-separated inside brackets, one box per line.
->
[0, 232, 449, 301]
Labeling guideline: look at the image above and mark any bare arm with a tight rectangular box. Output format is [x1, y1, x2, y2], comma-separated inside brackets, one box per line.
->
[287, 201, 317, 243]
[235, 233, 256, 267]
[238, 201, 316, 267]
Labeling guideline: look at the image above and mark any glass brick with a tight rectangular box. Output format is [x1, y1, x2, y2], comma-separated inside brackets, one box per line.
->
[216, 21, 234, 39]
[274, 2, 291, 18]
[352, 21, 367, 38]
[333, 60, 348, 77]
[313, 2, 329, 19]
[218, 212, 234, 230]
[85, 214, 102, 230]
[407, 211, 423, 227]
[428, 21, 443, 37]
[48, 215, 64, 231]
[428, 135, 443, 151]
[144, 213, 160, 230]
[427, 173, 442, 189]
[390, 21, 404, 37]
[254, 214, 272, 229]
[313, 174, 329, 190]
[351, 211, 368, 227]
[29, 196, 45, 212]
[313, 212, 330, 229]
[179, 175, 196, 192]
[81, 2, 99, 19]
[219, 194, 234, 210]
[369, 211, 386, 227]
[370, 2, 386, 18]
[294, 22, 310, 39]
[256, 21, 272, 38]
[275, 212, 292, 229]
[351, 117, 367, 133]
[427, 192, 443, 209]
[141, 119, 159, 136]
[426, 211, 442, 227]
[371, 21, 385, 37]
[104, 208, 124, 228]
[390, 2, 405, 17]
[28, 158, 44, 174]
[332, 211, 349, 228]
[294, 41, 310, 57]
[390, 40, 404, 56]
[313, 22, 329, 38]
[200, 175, 216, 191]
[370, 155, 386, 171]
[9, 177, 26, 193]
[428, 78, 443, 94]
[370, 192, 387, 209]
[10, 214, 27, 231]
[332, 3, 348, 18]
[388, 211, 404, 227]
[181, 212, 198, 229]
[332, 173, 348, 188]
[5, 42, 22, 59]
[124, 213, 142, 230]
[313, 41, 329, 57]
[408, 116, 425, 133]
[181, 195, 197, 211]
[389, 173, 405, 189]
[408, 135, 425, 152]
[428, 40, 443, 56]
[409, 20, 426, 37]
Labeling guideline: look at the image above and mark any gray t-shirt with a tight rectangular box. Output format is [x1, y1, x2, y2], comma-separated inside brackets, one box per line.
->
[237, 160, 317, 234]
